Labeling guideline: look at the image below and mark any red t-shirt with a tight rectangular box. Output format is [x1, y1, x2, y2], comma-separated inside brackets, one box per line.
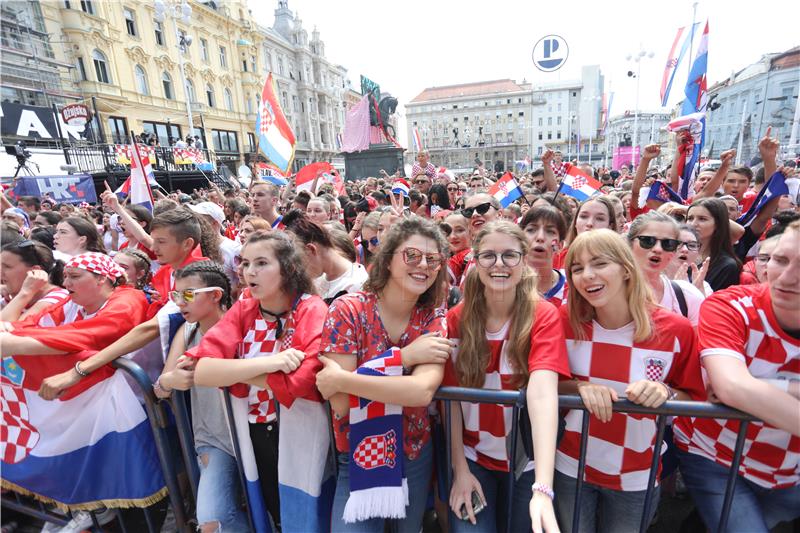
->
[556, 306, 704, 491]
[319, 291, 447, 460]
[149, 246, 207, 314]
[444, 300, 570, 472]
[673, 284, 800, 489]
[120, 240, 157, 261]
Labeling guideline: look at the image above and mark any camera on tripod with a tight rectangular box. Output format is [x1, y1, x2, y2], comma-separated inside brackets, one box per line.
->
[5, 141, 32, 164]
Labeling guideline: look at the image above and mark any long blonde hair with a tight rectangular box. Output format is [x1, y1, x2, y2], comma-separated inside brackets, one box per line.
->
[565, 229, 654, 342]
[457, 221, 539, 389]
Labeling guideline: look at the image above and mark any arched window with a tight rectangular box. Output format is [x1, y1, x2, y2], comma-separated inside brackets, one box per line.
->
[185, 78, 196, 102]
[224, 88, 233, 111]
[134, 65, 149, 96]
[162, 72, 173, 100]
[92, 49, 110, 83]
[206, 84, 215, 107]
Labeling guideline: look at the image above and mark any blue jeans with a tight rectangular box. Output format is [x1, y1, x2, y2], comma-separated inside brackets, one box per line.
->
[676, 448, 800, 532]
[449, 459, 534, 533]
[553, 470, 660, 533]
[196, 446, 249, 532]
[330, 442, 433, 533]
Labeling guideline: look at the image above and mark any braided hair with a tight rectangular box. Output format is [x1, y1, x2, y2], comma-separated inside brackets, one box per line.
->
[118, 248, 153, 290]
[174, 260, 232, 309]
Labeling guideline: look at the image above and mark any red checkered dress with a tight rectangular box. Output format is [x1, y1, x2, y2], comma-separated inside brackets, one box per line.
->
[556, 307, 704, 491]
[240, 317, 286, 423]
[673, 284, 800, 489]
[444, 301, 570, 472]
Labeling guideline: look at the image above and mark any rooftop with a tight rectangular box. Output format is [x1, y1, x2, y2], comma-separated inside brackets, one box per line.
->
[409, 79, 528, 103]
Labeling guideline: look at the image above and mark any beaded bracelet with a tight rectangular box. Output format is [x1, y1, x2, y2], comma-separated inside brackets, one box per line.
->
[532, 482, 554, 500]
[74, 361, 89, 377]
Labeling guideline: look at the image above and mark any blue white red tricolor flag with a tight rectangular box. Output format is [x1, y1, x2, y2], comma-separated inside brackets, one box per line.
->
[488, 172, 523, 207]
[412, 128, 422, 152]
[295, 162, 333, 193]
[678, 21, 709, 198]
[115, 143, 156, 211]
[392, 179, 410, 197]
[257, 73, 296, 175]
[660, 23, 700, 107]
[646, 181, 685, 205]
[559, 165, 604, 201]
[737, 171, 788, 227]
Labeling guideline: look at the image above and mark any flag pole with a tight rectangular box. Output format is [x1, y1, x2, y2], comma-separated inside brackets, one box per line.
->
[549, 179, 565, 206]
[688, 2, 698, 77]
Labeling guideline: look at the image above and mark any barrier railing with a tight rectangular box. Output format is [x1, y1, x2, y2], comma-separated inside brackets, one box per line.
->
[435, 387, 758, 533]
[1, 359, 194, 533]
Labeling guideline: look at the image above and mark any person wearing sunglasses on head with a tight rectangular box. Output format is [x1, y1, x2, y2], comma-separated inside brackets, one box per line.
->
[627, 212, 706, 326]
[315, 217, 452, 532]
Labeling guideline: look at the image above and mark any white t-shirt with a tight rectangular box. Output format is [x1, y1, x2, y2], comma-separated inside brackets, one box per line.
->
[219, 237, 242, 287]
[315, 262, 368, 302]
[659, 275, 705, 326]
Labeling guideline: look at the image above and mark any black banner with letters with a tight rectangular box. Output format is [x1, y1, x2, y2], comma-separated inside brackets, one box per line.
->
[0, 102, 95, 142]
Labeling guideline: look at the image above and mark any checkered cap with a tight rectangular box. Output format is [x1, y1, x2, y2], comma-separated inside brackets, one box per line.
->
[65, 252, 125, 282]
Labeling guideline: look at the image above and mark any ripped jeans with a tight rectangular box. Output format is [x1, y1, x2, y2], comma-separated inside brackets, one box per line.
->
[196, 445, 249, 532]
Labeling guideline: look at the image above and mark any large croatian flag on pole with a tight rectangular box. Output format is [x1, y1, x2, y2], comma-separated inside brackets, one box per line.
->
[660, 23, 700, 107]
[115, 143, 156, 211]
[560, 165, 604, 201]
[257, 73, 296, 176]
[488, 172, 523, 207]
[679, 21, 709, 199]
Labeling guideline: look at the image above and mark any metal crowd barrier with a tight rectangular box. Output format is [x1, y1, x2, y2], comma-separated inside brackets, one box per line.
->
[436, 386, 758, 533]
[1, 359, 194, 533]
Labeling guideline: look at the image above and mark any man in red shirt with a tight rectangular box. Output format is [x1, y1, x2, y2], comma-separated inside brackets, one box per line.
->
[673, 220, 800, 532]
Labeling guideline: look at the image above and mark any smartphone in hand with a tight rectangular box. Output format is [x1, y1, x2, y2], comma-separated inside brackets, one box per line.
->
[459, 490, 486, 520]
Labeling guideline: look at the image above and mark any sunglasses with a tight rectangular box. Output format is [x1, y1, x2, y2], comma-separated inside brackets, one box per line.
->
[168, 287, 222, 303]
[476, 250, 524, 268]
[447, 187, 459, 192]
[458, 187, 468, 192]
[634, 236, 680, 252]
[414, 179, 429, 184]
[462, 202, 493, 219]
[399, 247, 444, 269]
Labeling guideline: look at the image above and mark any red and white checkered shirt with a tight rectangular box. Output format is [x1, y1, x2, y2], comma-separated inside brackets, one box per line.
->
[556, 307, 704, 491]
[444, 301, 570, 472]
[673, 284, 800, 489]
[240, 317, 286, 423]
[551, 161, 570, 179]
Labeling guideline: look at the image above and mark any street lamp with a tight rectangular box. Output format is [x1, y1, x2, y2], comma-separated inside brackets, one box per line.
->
[566, 114, 577, 160]
[583, 95, 601, 166]
[155, 0, 194, 139]
[626, 47, 654, 168]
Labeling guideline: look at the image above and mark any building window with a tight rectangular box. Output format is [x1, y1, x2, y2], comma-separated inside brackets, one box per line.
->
[143, 120, 181, 147]
[537, 146, 543, 155]
[548, 117, 552, 126]
[64, 1, 71, 8]
[76, 57, 87, 81]
[538, 132, 543, 140]
[134, 65, 149, 95]
[92, 49, 111, 83]
[538, 117, 543, 126]
[124, 8, 137, 36]
[154, 20, 164, 46]
[212, 129, 238, 152]
[557, 116, 562, 125]
[200, 38, 208, 62]
[206, 84, 215, 107]
[557, 103, 562, 112]
[547, 132, 552, 140]
[557, 132, 562, 139]
[292, 95, 298, 111]
[80, 0, 94, 15]
[108, 116, 128, 144]
[224, 88, 233, 111]
[242, 57, 248, 72]
[519, 111, 524, 117]
[219, 46, 227, 68]
[162, 71, 173, 99]
[248, 132, 256, 152]
[185, 79, 196, 102]
[246, 94, 253, 114]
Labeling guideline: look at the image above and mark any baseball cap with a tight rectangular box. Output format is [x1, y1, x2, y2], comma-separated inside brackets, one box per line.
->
[189, 201, 225, 225]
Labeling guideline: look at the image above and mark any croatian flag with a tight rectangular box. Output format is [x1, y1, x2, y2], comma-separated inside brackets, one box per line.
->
[660, 24, 700, 107]
[392, 179, 410, 197]
[295, 161, 334, 193]
[646, 181, 685, 205]
[679, 21, 709, 199]
[263, 172, 289, 187]
[257, 73, 296, 176]
[736, 171, 788, 227]
[488, 172, 522, 207]
[115, 143, 156, 211]
[1, 357, 166, 509]
[560, 165, 604, 201]
[412, 128, 422, 152]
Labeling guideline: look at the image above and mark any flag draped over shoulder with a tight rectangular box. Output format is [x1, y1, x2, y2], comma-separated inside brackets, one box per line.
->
[1, 288, 164, 510]
[342, 95, 371, 153]
[257, 73, 296, 175]
[646, 181, 685, 205]
[737, 171, 788, 227]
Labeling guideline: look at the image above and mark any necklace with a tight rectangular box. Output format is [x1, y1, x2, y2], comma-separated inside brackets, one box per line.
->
[259, 305, 287, 338]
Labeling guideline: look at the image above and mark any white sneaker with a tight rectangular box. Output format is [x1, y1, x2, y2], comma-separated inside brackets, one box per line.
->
[57, 509, 115, 533]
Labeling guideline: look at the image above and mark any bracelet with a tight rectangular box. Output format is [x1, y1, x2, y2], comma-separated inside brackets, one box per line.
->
[153, 377, 172, 394]
[74, 361, 89, 377]
[532, 482, 554, 500]
[659, 381, 677, 401]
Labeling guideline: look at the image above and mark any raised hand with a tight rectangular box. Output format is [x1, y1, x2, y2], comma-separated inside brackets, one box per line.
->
[758, 126, 779, 163]
[642, 144, 661, 160]
[719, 149, 736, 167]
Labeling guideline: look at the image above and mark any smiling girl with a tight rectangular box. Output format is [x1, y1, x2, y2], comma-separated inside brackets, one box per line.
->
[554, 230, 704, 532]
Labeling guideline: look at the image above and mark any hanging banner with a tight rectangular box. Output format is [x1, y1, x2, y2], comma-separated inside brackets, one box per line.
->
[8, 174, 97, 204]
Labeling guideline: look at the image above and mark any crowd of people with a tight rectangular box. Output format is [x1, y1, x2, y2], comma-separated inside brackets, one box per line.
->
[1, 130, 798, 533]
